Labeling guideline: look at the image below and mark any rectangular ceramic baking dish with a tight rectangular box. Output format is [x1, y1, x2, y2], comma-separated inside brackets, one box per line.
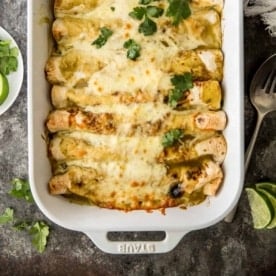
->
[27, 0, 244, 254]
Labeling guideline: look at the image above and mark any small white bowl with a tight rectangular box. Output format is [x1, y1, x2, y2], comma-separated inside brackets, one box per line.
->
[0, 26, 24, 116]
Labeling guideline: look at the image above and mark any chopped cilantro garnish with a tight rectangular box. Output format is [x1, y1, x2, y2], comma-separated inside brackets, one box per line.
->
[139, 0, 161, 4]
[110, 6, 115, 11]
[129, 7, 146, 20]
[138, 16, 157, 36]
[168, 89, 184, 108]
[92, 27, 113, 48]
[139, 0, 152, 4]
[171, 73, 193, 92]
[124, 39, 141, 60]
[146, 6, 164, 18]
[129, 4, 163, 36]
[162, 129, 184, 147]
[166, 0, 192, 25]
[168, 73, 193, 108]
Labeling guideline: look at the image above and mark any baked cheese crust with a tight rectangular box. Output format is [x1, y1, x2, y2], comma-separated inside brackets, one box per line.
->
[46, 0, 226, 211]
[51, 80, 222, 110]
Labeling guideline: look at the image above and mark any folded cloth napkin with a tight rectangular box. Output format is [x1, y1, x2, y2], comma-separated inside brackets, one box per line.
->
[244, 0, 276, 37]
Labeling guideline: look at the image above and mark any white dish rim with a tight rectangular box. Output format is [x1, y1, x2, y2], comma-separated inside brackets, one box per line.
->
[27, 0, 244, 254]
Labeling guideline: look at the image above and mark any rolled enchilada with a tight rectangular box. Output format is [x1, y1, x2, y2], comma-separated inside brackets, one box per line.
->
[46, 0, 226, 211]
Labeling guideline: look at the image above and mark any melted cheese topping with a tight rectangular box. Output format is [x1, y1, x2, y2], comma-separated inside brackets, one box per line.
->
[46, 0, 226, 210]
[66, 131, 164, 162]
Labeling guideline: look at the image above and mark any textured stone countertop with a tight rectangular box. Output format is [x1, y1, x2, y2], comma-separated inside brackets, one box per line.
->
[0, 1, 276, 275]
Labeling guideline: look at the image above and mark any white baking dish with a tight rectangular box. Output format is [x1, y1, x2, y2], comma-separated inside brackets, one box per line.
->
[27, 0, 244, 254]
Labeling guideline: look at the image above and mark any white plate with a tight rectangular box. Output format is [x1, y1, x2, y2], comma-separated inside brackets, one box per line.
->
[0, 26, 24, 116]
[28, 0, 244, 254]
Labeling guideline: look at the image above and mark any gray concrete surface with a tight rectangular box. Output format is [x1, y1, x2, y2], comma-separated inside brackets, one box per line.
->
[0, 1, 275, 275]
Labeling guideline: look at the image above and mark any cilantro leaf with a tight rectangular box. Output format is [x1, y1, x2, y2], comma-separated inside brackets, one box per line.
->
[162, 129, 184, 147]
[129, 3, 163, 36]
[146, 6, 164, 18]
[139, 0, 152, 4]
[1, 178, 50, 253]
[168, 73, 193, 108]
[124, 39, 141, 60]
[139, 0, 161, 4]
[9, 47, 19, 57]
[139, 16, 157, 36]
[0, 40, 19, 75]
[168, 89, 184, 108]
[92, 27, 113, 48]
[13, 220, 50, 253]
[129, 7, 146, 20]
[171, 73, 193, 91]
[0, 40, 10, 57]
[29, 221, 50, 253]
[0, 208, 14, 224]
[166, 0, 192, 25]
[9, 178, 34, 203]
[13, 221, 32, 231]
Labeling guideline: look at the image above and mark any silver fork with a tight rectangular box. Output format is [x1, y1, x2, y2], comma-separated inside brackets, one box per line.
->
[225, 54, 276, 223]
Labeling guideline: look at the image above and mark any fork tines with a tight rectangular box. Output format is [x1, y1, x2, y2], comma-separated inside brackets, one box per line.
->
[263, 70, 276, 93]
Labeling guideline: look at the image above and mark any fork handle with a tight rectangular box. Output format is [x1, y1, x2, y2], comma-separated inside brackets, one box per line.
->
[224, 112, 265, 223]
[244, 112, 265, 173]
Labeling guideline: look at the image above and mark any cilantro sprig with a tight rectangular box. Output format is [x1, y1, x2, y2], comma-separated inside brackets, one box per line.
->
[139, 0, 162, 5]
[92, 27, 113, 48]
[1, 210, 50, 253]
[0, 40, 18, 75]
[9, 178, 34, 203]
[129, 4, 164, 36]
[0, 178, 50, 253]
[166, 0, 192, 25]
[168, 73, 193, 108]
[13, 221, 50, 253]
[29, 222, 49, 253]
[162, 129, 184, 147]
[124, 39, 141, 60]
[0, 208, 14, 224]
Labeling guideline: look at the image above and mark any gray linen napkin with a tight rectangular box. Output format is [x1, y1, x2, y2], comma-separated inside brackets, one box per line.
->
[244, 0, 276, 37]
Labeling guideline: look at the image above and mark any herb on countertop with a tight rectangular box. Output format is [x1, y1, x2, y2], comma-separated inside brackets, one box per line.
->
[9, 178, 34, 203]
[92, 27, 113, 48]
[0, 207, 14, 224]
[162, 129, 184, 147]
[166, 0, 192, 25]
[13, 221, 50, 253]
[29, 222, 49, 253]
[0, 178, 50, 253]
[168, 73, 193, 108]
[124, 39, 141, 60]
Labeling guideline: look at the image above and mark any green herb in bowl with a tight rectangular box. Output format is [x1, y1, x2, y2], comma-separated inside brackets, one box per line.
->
[0, 39, 19, 105]
[0, 39, 18, 74]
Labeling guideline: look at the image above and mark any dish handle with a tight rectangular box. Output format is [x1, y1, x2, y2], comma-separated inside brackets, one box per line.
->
[84, 230, 189, 254]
